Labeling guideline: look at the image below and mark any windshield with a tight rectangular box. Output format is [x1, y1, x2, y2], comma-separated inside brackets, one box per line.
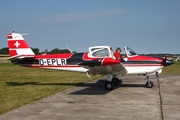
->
[126, 47, 137, 56]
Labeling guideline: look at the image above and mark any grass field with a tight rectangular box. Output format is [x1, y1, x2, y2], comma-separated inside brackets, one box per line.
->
[0, 62, 100, 114]
[162, 61, 180, 74]
[0, 61, 180, 114]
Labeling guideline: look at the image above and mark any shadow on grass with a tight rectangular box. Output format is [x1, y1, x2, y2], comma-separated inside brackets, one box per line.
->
[69, 80, 147, 95]
[6, 80, 147, 95]
[6, 80, 146, 87]
[6, 82, 82, 86]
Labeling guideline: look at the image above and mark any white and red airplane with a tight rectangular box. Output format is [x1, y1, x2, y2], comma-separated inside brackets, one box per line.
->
[6, 32, 174, 90]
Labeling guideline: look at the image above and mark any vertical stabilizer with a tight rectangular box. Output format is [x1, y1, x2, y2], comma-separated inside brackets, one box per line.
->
[7, 32, 35, 57]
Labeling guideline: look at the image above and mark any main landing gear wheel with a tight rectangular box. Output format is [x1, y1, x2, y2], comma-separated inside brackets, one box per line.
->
[111, 78, 119, 85]
[146, 81, 154, 88]
[104, 81, 114, 90]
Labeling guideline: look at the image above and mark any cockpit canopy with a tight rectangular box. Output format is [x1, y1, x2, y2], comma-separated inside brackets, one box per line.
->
[89, 46, 114, 58]
[88, 46, 138, 58]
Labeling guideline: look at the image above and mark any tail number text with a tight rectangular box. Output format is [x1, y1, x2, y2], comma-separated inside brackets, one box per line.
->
[39, 59, 67, 66]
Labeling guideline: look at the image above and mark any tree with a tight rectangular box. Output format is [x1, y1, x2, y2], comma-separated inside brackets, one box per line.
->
[49, 48, 70, 54]
[31, 48, 40, 54]
[0, 47, 71, 55]
[0, 47, 9, 54]
[49, 48, 61, 54]
[59, 49, 70, 53]
[40, 49, 48, 54]
[45, 49, 48, 53]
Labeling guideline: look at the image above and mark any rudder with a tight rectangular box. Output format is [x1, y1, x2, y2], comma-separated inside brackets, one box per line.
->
[7, 32, 35, 57]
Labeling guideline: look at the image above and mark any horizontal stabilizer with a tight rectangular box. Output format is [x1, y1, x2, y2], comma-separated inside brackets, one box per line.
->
[7, 54, 35, 60]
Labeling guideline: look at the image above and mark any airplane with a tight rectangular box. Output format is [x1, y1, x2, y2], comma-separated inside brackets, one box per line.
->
[6, 32, 174, 90]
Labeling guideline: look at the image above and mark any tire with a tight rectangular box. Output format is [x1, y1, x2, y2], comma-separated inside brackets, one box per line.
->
[119, 79, 122, 86]
[112, 78, 119, 85]
[104, 81, 114, 90]
[146, 81, 154, 88]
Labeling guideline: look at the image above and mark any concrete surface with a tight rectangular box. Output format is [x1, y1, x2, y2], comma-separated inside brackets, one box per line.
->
[0, 75, 180, 120]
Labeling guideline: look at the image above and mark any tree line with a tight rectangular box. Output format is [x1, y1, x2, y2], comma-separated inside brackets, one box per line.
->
[0, 47, 70, 54]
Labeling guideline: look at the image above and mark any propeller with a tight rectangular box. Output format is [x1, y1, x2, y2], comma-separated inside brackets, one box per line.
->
[164, 57, 174, 66]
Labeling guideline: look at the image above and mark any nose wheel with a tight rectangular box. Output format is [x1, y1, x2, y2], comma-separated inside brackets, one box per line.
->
[145, 76, 154, 88]
[146, 81, 154, 88]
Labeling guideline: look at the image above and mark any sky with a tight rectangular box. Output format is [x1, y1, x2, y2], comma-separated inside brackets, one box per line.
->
[0, 0, 180, 54]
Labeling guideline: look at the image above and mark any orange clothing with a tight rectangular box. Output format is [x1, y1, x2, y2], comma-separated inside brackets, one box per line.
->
[114, 51, 121, 60]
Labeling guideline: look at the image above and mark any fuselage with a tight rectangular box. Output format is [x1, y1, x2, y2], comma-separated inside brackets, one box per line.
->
[122, 55, 164, 75]
[7, 32, 174, 76]
[6, 32, 175, 90]
[11, 52, 166, 75]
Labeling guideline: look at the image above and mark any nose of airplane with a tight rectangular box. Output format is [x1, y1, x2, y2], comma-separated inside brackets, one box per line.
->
[165, 59, 174, 66]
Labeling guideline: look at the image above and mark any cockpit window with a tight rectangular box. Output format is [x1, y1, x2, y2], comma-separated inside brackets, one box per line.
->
[126, 47, 137, 56]
[91, 48, 100, 52]
[92, 48, 109, 57]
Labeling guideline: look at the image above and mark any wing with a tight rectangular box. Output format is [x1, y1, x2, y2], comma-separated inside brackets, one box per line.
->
[78, 58, 127, 75]
[87, 64, 127, 75]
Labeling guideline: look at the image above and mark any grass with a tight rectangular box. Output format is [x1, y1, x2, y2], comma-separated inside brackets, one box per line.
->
[0, 61, 180, 114]
[0, 62, 100, 114]
[162, 61, 180, 74]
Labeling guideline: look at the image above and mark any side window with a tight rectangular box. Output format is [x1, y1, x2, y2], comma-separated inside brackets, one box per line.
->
[91, 48, 99, 52]
[92, 48, 109, 57]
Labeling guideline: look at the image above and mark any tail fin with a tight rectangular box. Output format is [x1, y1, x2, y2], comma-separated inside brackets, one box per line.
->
[7, 32, 35, 57]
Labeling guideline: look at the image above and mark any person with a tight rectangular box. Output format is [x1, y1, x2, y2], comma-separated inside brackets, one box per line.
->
[114, 47, 121, 60]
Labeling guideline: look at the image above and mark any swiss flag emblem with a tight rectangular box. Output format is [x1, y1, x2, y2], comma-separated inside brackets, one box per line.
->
[8, 40, 30, 49]
[14, 41, 20, 48]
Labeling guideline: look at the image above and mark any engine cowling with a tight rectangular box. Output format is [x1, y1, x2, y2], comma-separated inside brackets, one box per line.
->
[101, 58, 120, 66]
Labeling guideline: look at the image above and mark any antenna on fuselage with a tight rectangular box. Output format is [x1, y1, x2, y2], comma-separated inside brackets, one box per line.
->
[65, 44, 73, 53]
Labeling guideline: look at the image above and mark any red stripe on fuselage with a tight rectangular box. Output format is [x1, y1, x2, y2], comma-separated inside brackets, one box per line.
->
[35, 53, 73, 59]
[126, 56, 164, 66]
[83, 52, 97, 60]
[128, 55, 163, 61]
